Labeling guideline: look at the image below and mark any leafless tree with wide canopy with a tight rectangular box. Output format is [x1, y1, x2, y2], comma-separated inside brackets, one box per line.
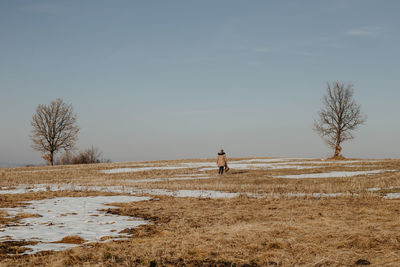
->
[30, 98, 80, 165]
[314, 82, 367, 158]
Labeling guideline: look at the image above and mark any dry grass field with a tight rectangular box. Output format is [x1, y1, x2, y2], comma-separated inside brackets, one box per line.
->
[0, 157, 399, 266]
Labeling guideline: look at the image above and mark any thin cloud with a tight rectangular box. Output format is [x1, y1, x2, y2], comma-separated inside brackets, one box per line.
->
[345, 26, 382, 37]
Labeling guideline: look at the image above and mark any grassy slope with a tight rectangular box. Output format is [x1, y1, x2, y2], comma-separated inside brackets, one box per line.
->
[0, 158, 400, 266]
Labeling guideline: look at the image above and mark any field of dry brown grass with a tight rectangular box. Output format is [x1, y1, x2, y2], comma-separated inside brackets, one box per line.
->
[1, 157, 400, 266]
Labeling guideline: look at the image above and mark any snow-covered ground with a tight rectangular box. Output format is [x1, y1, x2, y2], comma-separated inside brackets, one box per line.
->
[0, 196, 150, 254]
[100, 166, 188, 174]
[0, 184, 137, 195]
[141, 189, 240, 198]
[197, 164, 324, 172]
[1, 157, 397, 256]
[139, 189, 350, 199]
[0, 183, 360, 199]
[100, 158, 381, 174]
[383, 193, 400, 199]
[126, 176, 211, 183]
[367, 187, 381, 191]
[100, 158, 384, 174]
[275, 170, 394, 179]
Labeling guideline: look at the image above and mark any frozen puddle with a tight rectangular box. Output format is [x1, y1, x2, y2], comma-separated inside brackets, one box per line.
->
[0, 195, 150, 254]
[275, 170, 394, 179]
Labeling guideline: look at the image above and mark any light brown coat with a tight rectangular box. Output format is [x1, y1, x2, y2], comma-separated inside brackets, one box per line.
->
[217, 154, 227, 167]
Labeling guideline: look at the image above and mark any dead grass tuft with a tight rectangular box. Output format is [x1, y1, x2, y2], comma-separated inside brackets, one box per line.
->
[53, 236, 86, 245]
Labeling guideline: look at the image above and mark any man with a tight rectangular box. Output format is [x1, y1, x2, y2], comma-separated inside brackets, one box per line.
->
[217, 149, 228, 174]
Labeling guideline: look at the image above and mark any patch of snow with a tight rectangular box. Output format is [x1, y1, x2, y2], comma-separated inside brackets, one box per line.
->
[138, 189, 348, 199]
[288, 193, 344, 198]
[181, 162, 218, 168]
[175, 173, 206, 177]
[0, 195, 150, 254]
[275, 170, 394, 179]
[0, 184, 153, 195]
[388, 186, 400, 189]
[138, 189, 240, 199]
[127, 176, 211, 183]
[286, 192, 344, 198]
[366, 187, 381, 191]
[384, 193, 400, 199]
[98, 159, 382, 174]
[17, 169, 64, 173]
[198, 164, 323, 172]
[0, 185, 52, 195]
[23, 242, 78, 253]
[100, 166, 187, 174]
[231, 159, 290, 163]
[290, 160, 379, 165]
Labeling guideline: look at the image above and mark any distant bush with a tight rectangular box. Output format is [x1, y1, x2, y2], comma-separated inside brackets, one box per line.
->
[56, 146, 111, 165]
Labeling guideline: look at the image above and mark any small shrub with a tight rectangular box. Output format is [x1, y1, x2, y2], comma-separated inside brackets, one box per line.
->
[56, 146, 111, 165]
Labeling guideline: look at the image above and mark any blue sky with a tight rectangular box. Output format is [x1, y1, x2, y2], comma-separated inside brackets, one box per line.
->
[1, 0, 400, 164]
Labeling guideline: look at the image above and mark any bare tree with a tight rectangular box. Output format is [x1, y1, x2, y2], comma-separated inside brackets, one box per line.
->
[30, 98, 80, 166]
[314, 82, 367, 158]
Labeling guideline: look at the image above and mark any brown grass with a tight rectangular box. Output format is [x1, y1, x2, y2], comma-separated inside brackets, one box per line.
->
[1, 196, 399, 266]
[1, 158, 399, 195]
[0, 158, 400, 266]
[53, 236, 86, 245]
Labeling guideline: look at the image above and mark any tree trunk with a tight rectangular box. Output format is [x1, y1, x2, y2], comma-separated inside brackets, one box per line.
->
[334, 143, 342, 158]
[50, 151, 54, 166]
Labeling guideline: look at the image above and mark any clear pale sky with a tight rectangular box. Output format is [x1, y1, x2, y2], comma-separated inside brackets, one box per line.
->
[1, 0, 399, 165]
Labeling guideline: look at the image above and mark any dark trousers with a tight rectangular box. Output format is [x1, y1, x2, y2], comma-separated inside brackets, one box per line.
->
[218, 166, 224, 174]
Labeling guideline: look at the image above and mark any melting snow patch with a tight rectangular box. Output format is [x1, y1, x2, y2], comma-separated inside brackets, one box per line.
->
[232, 158, 293, 163]
[100, 166, 187, 174]
[17, 168, 64, 173]
[384, 193, 400, 199]
[285, 192, 344, 198]
[98, 159, 382, 174]
[0, 196, 150, 254]
[181, 162, 218, 168]
[198, 164, 323, 172]
[367, 187, 381, 191]
[0, 185, 53, 195]
[127, 176, 211, 183]
[139, 189, 240, 199]
[275, 170, 393, 179]
[0, 184, 136, 195]
[138, 190, 350, 199]
[175, 173, 206, 177]
[292, 160, 379, 165]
